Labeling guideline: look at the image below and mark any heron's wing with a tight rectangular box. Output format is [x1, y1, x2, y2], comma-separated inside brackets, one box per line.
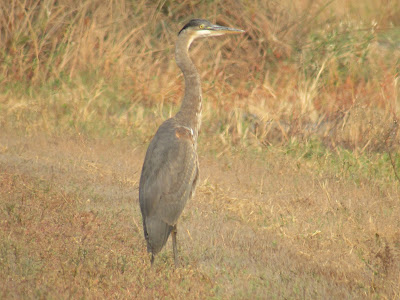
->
[139, 119, 198, 225]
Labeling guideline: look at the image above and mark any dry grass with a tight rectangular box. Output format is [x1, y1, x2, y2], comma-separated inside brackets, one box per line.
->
[0, 136, 214, 299]
[0, 133, 399, 298]
[1, 0, 400, 298]
[1, 0, 399, 150]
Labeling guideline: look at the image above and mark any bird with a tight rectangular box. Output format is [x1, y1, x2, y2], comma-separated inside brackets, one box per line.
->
[139, 19, 244, 266]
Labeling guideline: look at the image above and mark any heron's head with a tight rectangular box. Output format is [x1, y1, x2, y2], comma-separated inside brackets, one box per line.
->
[178, 19, 244, 46]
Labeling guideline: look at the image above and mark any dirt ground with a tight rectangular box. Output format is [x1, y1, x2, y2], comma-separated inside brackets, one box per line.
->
[0, 130, 399, 299]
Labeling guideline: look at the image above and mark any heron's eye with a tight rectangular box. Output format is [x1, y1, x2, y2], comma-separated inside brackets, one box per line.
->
[199, 24, 205, 29]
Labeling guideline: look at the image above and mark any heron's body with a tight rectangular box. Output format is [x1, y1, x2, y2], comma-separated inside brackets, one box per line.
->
[139, 118, 199, 255]
[139, 19, 243, 266]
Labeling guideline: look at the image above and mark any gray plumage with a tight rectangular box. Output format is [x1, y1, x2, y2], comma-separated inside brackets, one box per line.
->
[139, 19, 244, 266]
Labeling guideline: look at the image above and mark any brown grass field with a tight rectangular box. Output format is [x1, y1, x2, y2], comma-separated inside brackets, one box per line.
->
[1, 0, 400, 298]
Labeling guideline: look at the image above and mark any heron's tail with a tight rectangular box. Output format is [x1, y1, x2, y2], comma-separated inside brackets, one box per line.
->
[144, 216, 173, 255]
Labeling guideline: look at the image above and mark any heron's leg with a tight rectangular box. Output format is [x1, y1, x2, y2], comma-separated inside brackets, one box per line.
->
[171, 225, 178, 267]
[150, 253, 154, 266]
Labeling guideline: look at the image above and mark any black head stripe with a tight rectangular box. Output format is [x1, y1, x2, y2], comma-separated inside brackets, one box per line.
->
[178, 19, 211, 35]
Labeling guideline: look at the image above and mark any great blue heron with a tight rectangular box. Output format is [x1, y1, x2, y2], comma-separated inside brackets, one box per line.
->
[139, 19, 244, 266]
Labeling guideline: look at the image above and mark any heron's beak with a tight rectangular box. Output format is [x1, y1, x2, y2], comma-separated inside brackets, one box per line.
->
[208, 24, 245, 35]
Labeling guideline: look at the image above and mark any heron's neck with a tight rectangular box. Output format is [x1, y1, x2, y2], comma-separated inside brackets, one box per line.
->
[174, 33, 202, 140]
